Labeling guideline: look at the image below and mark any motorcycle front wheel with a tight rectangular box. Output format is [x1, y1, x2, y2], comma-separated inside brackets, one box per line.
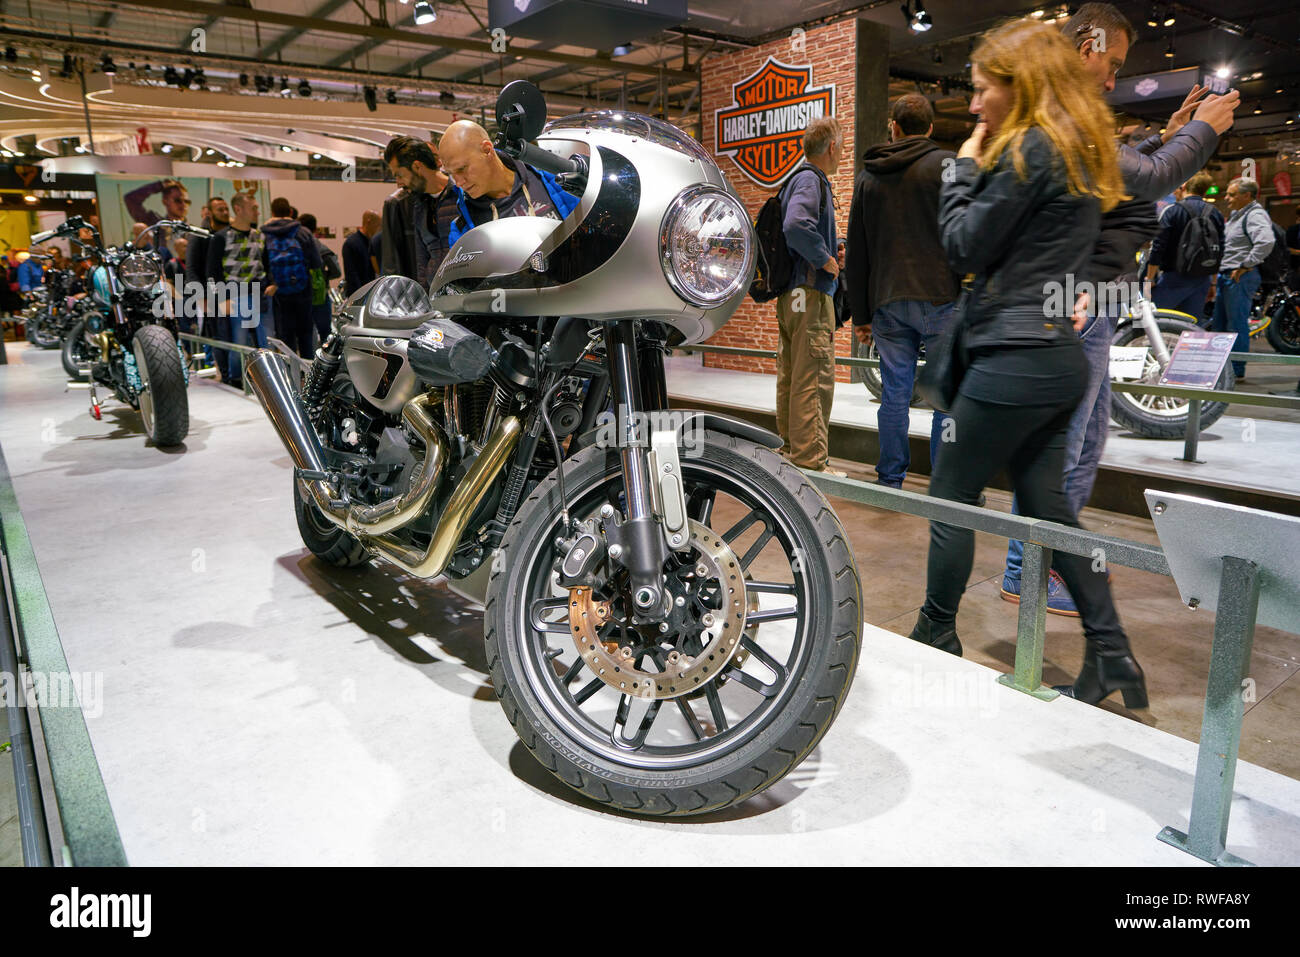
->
[1109, 314, 1234, 439]
[485, 429, 862, 816]
[133, 324, 190, 448]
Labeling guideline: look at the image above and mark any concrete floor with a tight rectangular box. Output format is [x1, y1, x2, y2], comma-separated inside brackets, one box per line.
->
[0, 340, 1298, 865]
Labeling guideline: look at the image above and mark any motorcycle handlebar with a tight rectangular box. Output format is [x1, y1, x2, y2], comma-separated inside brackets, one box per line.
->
[31, 228, 57, 243]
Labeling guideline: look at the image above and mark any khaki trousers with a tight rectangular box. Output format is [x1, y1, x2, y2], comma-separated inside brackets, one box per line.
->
[775, 285, 836, 468]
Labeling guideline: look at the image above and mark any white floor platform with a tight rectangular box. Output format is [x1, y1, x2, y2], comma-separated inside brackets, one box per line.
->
[665, 353, 1300, 502]
[2, 343, 1298, 865]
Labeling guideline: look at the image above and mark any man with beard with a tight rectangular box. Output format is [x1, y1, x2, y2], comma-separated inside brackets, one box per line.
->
[188, 196, 230, 376]
[383, 136, 456, 284]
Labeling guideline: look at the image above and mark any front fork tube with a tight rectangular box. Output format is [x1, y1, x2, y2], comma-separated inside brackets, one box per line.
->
[1134, 296, 1171, 369]
[605, 321, 669, 617]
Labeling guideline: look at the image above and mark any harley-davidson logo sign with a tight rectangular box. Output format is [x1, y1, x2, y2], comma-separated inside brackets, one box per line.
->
[715, 57, 836, 189]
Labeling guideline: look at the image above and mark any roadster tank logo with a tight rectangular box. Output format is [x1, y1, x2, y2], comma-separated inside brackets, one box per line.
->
[714, 57, 836, 189]
[440, 248, 483, 272]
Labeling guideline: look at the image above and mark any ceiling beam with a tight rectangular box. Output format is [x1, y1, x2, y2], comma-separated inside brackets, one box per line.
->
[257, 0, 353, 61]
[83, 0, 698, 82]
[391, 48, 458, 77]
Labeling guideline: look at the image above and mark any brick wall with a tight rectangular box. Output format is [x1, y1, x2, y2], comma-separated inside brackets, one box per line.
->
[702, 18, 860, 381]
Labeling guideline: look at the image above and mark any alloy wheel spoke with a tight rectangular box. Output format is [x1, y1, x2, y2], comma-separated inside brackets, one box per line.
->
[744, 605, 799, 625]
[746, 580, 797, 595]
[721, 509, 761, 545]
[573, 677, 604, 706]
[704, 684, 729, 732]
[739, 524, 774, 570]
[675, 697, 707, 741]
[739, 635, 790, 687]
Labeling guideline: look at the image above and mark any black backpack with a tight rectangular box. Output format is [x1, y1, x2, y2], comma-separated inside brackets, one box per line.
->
[1257, 216, 1289, 283]
[1173, 200, 1222, 277]
[749, 167, 827, 303]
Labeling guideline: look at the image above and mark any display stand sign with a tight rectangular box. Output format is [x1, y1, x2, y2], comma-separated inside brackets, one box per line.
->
[1109, 345, 1148, 380]
[1157, 330, 1236, 388]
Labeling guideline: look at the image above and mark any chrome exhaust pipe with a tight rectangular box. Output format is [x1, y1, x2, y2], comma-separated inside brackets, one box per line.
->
[247, 348, 450, 549]
[247, 349, 328, 474]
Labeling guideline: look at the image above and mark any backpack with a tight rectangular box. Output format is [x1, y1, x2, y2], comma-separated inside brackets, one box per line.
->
[1173, 200, 1222, 277]
[749, 167, 828, 303]
[1256, 216, 1289, 283]
[265, 229, 309, 295]
[309, 267, 327, 306]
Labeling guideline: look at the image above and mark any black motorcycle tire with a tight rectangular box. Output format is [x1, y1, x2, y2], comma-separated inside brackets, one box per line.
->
[862, 339, 921, 406]
[61, 319, 92, 381]
[31, 316, 61, 349]
[484, 430, 862, 816]
[133, 325, 190, 448]
[293, 476, 369, 567]
[1265, 297, 1300, 355]
[1109, 314, 1233, 439]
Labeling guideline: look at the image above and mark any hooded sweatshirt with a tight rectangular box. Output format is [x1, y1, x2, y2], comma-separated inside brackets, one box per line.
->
[845, 136, 961, 325]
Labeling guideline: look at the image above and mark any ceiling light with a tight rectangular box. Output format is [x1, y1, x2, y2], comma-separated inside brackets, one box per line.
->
[904, 0, 932, 33]
[386, 89, 397, 104]
[1253, 104, 1262, 114]
[298, 78, 312, 97]
[1163, 11, 1176, 26]
[216, 160, 226, 167]
[4, 47, 16, 63]
[239, 73, 249, 87]
[161, 144, 172, 153]
[363, 86, 377, 111]
[101, 55, 116, 76]
[612, 43, 632, 57]
[164, 66, 179, 85]
[24, 194, 37, 203]
[205, 148, 215, 155]
[193, 68, 207, 89]
[413, 1, 437, 24]
[181, 68, 195, 88]
[60, 53, 74, 78]
[279, 76, 291, 96]
[281, 145, 292, 152]
[1164, 37, 1175, 58]
[1147, 6, 1158, 27]
[1030, 9, 1044, 18]
[312, 153, 321, 159]
[1215, 66, 1230, 79]
[439, 90, 455, 104]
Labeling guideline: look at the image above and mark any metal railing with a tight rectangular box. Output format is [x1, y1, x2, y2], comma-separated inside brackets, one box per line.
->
[671, 342, 1300, 469]
[800, 469, 1296, 867]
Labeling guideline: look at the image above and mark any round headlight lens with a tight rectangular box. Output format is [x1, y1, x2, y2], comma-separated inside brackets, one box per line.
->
[660, 186, 754, 307]
[118, 253, 161, 292]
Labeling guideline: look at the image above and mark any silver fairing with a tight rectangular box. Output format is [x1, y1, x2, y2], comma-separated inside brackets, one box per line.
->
[336, 274, 431, 414]
[429, 112, 754, 345]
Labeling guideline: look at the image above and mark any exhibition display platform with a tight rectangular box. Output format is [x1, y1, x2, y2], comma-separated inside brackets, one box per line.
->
[1, 342, 1298, 865]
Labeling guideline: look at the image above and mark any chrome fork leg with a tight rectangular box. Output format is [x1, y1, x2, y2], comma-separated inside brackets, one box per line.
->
[605, 320, 667, 617]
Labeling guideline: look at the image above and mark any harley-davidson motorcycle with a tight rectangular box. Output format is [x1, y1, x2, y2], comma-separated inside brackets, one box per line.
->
[248, 82, 863, 815]
[34, 216, 209, 448]
[20, 254, 68, 350]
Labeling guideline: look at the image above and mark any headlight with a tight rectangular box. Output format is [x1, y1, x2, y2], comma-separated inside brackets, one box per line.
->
[118, 253, 161, 292]
[659, 186, 754, 308]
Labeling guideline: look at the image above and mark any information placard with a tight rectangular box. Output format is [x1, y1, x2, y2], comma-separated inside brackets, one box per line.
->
[1157, 330, 1237, 388]
[1109, 345, 1148, 380]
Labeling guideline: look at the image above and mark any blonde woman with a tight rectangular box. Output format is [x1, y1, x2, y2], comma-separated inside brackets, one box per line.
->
[909, 18, 1146, 709]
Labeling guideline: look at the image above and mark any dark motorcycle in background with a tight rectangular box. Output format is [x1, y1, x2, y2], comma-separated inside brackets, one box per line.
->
[33, 216, 210, 448]
[249, 82, 864, 815]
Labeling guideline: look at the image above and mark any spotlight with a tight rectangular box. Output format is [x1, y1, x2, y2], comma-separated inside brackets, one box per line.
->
[902, 0, 932, 33]
[1253, 104, 1261, 114]
[1215, 66, 1230, 79]
[312, 153, 322, 159]
[386, 89, 397, 104]
[60, 53, 74, 78]
[439, 90, 455, 104]
[281, 145, 292, 153]
[164, 65, 179, 85]
[298, 78, 312, 97]
[1164, 37, 1175, 59]
[363, 86, 377, 111]
[205, 148, 215, 155]
[279, 76, 290, 96]
[239, 73, 249, 87]
[193, 67, 207, 89]
[1163, 10, 1176, 26]
[181, 67, 195, 88]
[413, 1, 437, 25]
[101, 55, 117, 75]
[612, 43, 632, 57]
[23, 194, 37, 204]
[4, 47, 15, 63]
[254, 74, 270, 93]
[161, 144, 173, 153]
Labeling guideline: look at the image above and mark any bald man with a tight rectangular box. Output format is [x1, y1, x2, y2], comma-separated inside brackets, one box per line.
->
[343, 210, 381, 294]
[437, 119, 581, 247]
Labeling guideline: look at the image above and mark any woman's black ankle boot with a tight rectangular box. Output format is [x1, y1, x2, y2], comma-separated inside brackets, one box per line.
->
[1055, 645, 1148, 708]
[908, 610, 962, 657]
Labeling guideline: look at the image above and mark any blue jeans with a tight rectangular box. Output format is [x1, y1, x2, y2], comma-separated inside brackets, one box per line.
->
[871, 300, 954, 486]
[1153, 271, 1212, 320]
[1004, 309, 1114, 583]
[1210, 269, 1259, 377]
[226, 294, 269, 381]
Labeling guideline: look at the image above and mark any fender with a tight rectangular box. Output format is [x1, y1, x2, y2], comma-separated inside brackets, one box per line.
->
[672, 410, 783, 450]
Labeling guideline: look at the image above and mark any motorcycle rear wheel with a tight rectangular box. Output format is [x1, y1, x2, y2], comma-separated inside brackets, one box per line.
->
[61, 319, 93, 382]
[484, 429, 862, 816]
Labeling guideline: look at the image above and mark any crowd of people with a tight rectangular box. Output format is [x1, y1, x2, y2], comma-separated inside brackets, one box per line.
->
[771, 2, 1292, 708]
